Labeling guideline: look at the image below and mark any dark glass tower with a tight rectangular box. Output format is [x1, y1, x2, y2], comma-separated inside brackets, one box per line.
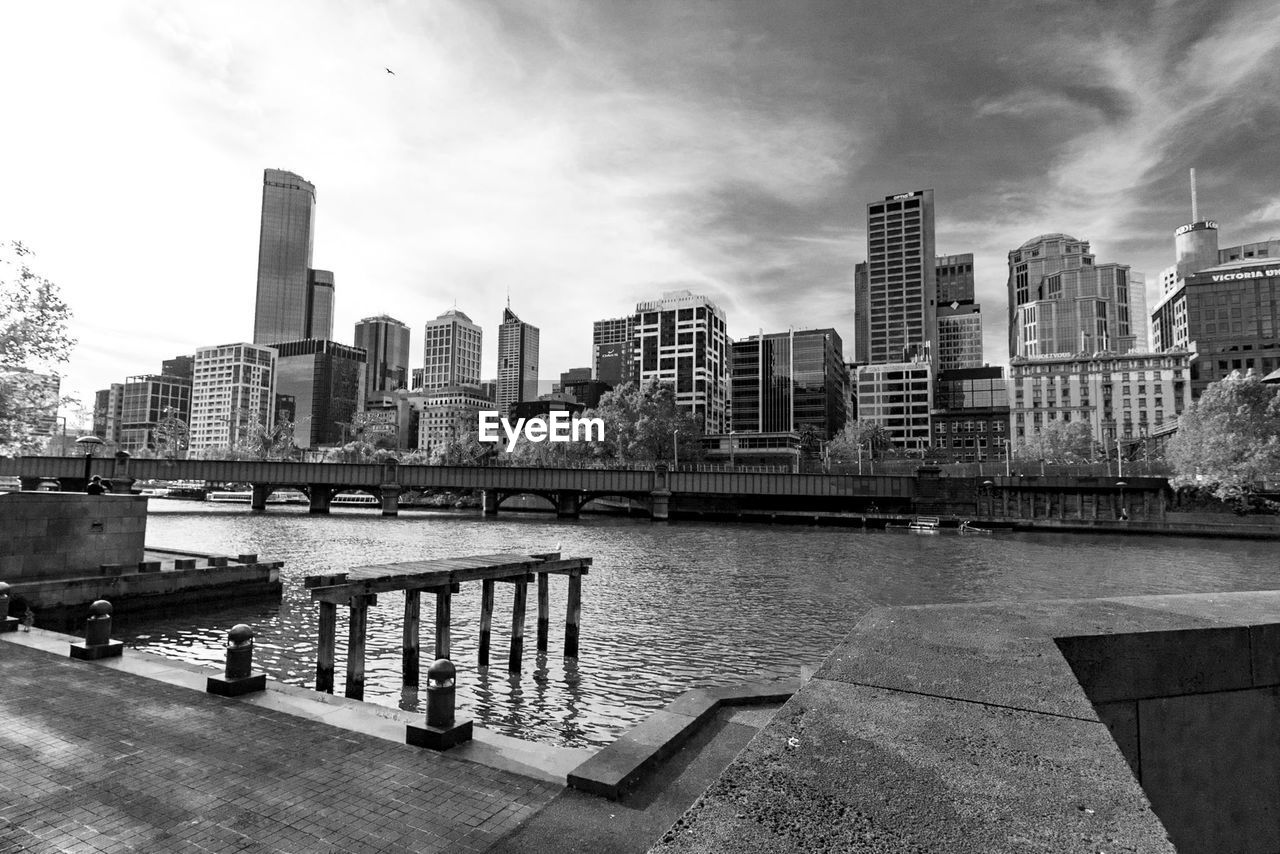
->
[354, 314, 411, 397]
[253, 169, 334, 344]
[731, 328, 847, 439]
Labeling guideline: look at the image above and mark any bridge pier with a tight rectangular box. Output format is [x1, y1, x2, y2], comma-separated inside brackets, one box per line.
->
[309, 485, 332, 514]
[555, 490, 579, 518]
[482, 490, 499, 515]
[250, 483, 272, 512]
[379, 483, 400, 517]
[650, 489, 671, 521]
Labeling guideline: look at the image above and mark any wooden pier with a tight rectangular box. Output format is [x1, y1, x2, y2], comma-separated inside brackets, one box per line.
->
[304, 552, 591, 700]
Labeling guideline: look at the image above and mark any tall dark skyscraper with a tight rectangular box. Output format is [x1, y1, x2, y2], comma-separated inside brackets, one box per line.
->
[496, 307, 539, 415]
[863, 189, 937, 366]
[354, 314, 411, 397]
[252, 169, 334, 344]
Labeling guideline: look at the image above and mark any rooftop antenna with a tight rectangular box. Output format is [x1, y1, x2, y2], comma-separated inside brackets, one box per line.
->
[1190, 167, 1198, 222]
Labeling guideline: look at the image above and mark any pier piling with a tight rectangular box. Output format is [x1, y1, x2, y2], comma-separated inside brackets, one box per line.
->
[479, 579, 495, 667]
[403, 590, 420, 686]
[536, 572, 549, 652]
[509, 576, 528, 672]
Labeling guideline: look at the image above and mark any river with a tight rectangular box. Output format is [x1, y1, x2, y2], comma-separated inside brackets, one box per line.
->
[126, 502, 1280, 749]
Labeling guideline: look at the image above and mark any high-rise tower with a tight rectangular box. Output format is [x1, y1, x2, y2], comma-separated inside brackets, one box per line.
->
[496, 307, 539, 415]
[252, 169, 334, 344]
[355, 315, 411, 397]
[864, 189, 937, 366]
[421, 309, 482, 391]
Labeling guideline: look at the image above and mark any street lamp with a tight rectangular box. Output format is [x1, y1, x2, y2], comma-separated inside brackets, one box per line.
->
[729, 431, 737, 468]
[1116, 480, 1129, 521]
[672, 428, 679, 468]
[982, 479, 995, 518]
[75, 435, 105, 485]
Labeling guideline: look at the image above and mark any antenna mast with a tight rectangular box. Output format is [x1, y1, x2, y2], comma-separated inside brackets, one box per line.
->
[1190, 168, 1198, 222]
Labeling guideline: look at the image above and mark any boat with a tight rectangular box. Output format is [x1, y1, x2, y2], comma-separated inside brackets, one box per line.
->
[907, 515, 941, 532]
[207, 491, 287, 504]
[332, 492, 378, 507]
[960, 520, 1008, 535]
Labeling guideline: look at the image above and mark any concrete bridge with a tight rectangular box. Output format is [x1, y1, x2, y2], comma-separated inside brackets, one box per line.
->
[4, 456, 918, 519]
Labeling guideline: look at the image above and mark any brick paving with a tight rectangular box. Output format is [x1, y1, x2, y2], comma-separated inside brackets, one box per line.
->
[0, 643, 560, 854]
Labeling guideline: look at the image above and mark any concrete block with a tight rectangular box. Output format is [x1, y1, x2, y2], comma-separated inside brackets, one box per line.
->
[704, 678, 800, 706]
[619, 710, 703, 756]
[174, 559, 197, 570]
[1251, 623, 1280, 686]
[405, 719, 473, 751]
[69, 639, 124, 660]
[1138, 686, 1280, 853]
[1057, 626, 1253, 702]
[663, 689, 717, 723]
[207, 557, 228, 568]
[567, 737, 654, 800]
[206, 673, 267, 696]
[99, 564, 124, 576]
[138, 561, 161, 573]
[237, 554, 259, 564]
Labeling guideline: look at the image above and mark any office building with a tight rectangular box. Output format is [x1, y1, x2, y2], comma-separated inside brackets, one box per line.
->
[633, 290, 730, 433]
[863, 189, 937, 366]
[937, 303, 983, 371]
[855, 361, 933, 452]
[1008, 350, 1192, 450]
[161, 356, 193, 380]
[355, 314, 411, 397]
[271, 339, 366, 449]
[935, 253, 975, 303]
[413, 385, 493, 457]
[593, 316, 636, 387]
[119, 373, 192, 454]
[1008, 234, 1146, 358]
[189, 343, 277, 453]
[422, 309, 482, 391]
[92, 383, 125, 444]
[930, 367, 1008, 462]
[731, 328, 846, 439]
[252, 169, 334, 345]
[496, 307, 539, 415]
[852, 263, 871, 365]
[557, 368, 592, 390]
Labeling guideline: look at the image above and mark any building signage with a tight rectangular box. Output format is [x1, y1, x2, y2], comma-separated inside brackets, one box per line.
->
[1200, 265, 1280, 283]
[1175, 220, 1218, 236]
[888, 191, 920, 200]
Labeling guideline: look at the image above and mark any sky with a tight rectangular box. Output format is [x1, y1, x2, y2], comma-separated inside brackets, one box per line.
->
[3, 0, 1279, 425]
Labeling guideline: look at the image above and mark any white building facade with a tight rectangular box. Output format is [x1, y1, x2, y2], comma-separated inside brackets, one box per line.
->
[855, 360, 933, 453]
[421, 309, 482, 391]
[188, 343, 277, 453]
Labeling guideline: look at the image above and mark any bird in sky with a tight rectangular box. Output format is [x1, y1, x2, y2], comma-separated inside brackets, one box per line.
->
[386, 67, 395, 75]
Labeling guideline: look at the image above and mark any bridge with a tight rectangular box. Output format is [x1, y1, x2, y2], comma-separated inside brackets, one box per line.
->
[3, 455, 918, 519]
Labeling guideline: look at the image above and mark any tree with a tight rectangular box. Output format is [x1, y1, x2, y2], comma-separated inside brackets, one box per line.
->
[152, 407, 189, 460]
[1167, 371, 1280, 506]
[0, 242, 75, 457]
[1014, 420, 1094, 464]
[826, 420, 892, 464]
[592, 381, 703, 465]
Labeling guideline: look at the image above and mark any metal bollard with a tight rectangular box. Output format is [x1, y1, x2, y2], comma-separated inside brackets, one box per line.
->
[207, 624, 266, 696]
[426, 658, 457, 728]
[0, 582, 16, 633]
[406, 658, 472, 751]
[70, 599, 124, 660]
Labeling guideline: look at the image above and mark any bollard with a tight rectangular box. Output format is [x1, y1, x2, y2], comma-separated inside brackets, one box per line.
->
[69, 599, 124, 660]
[406, 658, 472, 751]
[207, 624, 267, 696]
[0, 582, 17, 633]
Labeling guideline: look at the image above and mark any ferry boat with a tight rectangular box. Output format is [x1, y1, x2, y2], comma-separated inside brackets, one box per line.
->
[332, 492, 378, 507]
[907, 515, 942, 532]
[207, 491, 287, 504]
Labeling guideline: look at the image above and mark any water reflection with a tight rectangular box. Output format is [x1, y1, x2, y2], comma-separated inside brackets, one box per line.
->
[124, 502, 1280, 748]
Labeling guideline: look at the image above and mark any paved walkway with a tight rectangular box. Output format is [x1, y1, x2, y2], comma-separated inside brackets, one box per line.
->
[0, 641, 559, 854]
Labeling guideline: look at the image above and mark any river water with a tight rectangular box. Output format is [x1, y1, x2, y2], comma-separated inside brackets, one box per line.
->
[127, 502, 1280, 748]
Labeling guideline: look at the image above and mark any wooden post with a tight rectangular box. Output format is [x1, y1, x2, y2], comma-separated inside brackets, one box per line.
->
[403, 590, 420, 686]
[565, 569, 581, 659]
[478, 579, 494, 667]
[509, 576, 528, 672]
[345, 596, 370, 700]
[536, 572, 549, 652]
[435, 588, 452, 660]
[316, 601, 337, 694]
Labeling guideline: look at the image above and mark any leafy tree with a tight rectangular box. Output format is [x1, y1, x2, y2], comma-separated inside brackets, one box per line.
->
[0, 242, 75, 456]
[1014, 420, 1094, 464]
[152, 407, 189, 460]
[826, 420, 892, 464]
[592, 381, 703, 465]
[1167, 371, 1280, 505]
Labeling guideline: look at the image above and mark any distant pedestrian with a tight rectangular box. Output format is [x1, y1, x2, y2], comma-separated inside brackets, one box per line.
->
[86, 476, 105, 495]
[20, 607, 33, 632]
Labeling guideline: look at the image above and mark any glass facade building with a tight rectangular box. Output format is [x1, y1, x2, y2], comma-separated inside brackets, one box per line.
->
[731, 329, 846, 440]
[931, 367, 1008, 462]
[253, 169, 334, 345]
[864, 190, 936, 366]
[593, 316, 636, 388]
[272, 340, 367, 449]
[856, 361, 933, 452]
[355, 314, 411, 397]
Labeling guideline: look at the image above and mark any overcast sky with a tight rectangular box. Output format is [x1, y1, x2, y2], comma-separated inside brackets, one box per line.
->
[3, 0, 1278, 422]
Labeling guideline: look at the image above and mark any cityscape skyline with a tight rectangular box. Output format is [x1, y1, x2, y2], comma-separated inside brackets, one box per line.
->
[3, 1, 1279, 420]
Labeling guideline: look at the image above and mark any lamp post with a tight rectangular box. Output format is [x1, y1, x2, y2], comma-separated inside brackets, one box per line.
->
[982, 479, 995, 518]
[75, 435, 105, 485]
[729, 431, 737, 469]
[1116, 479, 1129, 521]
[672, 428, 679, 468]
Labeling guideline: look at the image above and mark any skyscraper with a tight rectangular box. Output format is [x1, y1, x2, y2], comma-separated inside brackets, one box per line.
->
[272, 340, 366, 448]
[592, 316, 636, 387]
[355, 314, 411, 397]
[496, 307, 539, 415]
[188, 343, 277, 453]
[1007, 234, 1145, 358]
[422, 309, 482, 391]
[864, 189, 937, 366]
[633, 290, 729, 433]
[252, 169, 334, 345]
[935, 253, 983, 371]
